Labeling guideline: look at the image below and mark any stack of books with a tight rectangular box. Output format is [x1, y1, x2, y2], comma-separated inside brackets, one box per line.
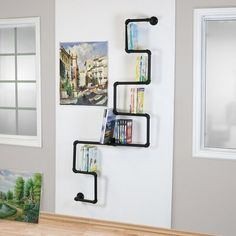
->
[79, 145, 98, 172]
[100, 108, 133, 145]
[130, 87, 145, 113]
[113, 119, 133, 144]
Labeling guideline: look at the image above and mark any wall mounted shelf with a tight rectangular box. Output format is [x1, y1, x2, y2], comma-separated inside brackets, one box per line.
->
[113, 16, 158, 148]
[72, 16, 158, 204]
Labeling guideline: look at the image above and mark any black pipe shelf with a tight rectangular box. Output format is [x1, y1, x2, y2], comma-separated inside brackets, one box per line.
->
[72, 16, 158, 204]
[113, 16, 158, 148]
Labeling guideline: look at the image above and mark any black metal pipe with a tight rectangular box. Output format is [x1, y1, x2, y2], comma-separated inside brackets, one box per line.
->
[72, 141, 98, 204]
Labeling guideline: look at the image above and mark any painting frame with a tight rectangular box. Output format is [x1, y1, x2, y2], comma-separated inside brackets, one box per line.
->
[60, 41, 108, 106]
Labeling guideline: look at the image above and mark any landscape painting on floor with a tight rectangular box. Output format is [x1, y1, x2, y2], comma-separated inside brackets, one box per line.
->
[60, 41, 108, 106]
[0, 169, 42, 223]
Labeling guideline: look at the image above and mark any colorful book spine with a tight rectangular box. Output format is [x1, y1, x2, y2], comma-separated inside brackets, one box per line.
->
[113, 119, 133, 144]
[126, 120, 133, 144]
[130, 88, 137, 113]
[137, 88, 145, 113]
[135, 56, 147, 82]
[88, 146, 98, 172]
[140, 56, 147, 82]
[136, 56, 141, 81]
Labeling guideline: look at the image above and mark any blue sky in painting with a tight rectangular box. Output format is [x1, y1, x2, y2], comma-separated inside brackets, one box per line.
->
[0, 169, 35, 193]
[60, 41, 108, 69]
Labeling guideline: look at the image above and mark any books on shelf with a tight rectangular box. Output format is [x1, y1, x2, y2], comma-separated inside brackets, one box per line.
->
[136, 56, 147, 82]
[128, 23, 138, 50]
[99, 108, 134, 145]
[100, 108, 116, 144]
[79, 145, 98, 172]
[130, 87, 145, 113]
[114, 119, 133, 144]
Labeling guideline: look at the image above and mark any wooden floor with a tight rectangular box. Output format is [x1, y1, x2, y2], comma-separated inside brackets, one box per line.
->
[0, 212, 213, 236]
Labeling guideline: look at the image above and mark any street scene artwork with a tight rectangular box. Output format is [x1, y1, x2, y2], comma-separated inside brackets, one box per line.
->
[60, 41, 108, 106]
[0, 169, 42, 223]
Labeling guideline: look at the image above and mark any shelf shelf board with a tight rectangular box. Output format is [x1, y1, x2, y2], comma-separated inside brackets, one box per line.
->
[114, 81, 150, 86]
[73, 140, 149, 148]
[113, 111, 150, 118]
[125, 49, 151, 54]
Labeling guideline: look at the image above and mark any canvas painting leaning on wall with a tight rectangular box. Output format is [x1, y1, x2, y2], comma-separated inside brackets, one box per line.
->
[0, 169, 42, 224]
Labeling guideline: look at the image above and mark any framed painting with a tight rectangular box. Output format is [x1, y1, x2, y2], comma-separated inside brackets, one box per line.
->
[60, 41, 108, 106]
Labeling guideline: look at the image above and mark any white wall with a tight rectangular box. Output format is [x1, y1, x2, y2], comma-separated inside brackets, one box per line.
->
[56, 0, 175, 228]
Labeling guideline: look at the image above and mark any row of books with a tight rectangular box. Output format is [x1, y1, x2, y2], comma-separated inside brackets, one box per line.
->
[113, 119, 132, 144]
[79, 145, 98, 172]
[136, 56, 147, 82]
[100, 109, 133, 144]
[130, 87, 145, 113]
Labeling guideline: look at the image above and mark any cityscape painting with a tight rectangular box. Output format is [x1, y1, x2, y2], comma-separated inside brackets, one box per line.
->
[0, 169, 42, 224]
[60, 41, 108, 106]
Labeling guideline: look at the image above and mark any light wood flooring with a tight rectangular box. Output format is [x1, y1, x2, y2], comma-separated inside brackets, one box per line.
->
[0, 212, 214, 236]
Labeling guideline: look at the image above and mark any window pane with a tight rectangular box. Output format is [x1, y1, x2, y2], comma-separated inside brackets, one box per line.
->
[17, 55, 35, 80]
[18, 110, 37, 136]
[17, 26, 35, 53]
[0, 83, 15, 107]
[0, 109, 16, 135]
[18, 83, 36, 108]
[0, 56, 15, 80]
[205, 20, 236, 149]
[0, 28, 14, 54]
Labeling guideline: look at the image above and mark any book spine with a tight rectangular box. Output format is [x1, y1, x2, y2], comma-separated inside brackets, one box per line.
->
[79, 146, 84, 171]
[126, 120, 133, 144]
[88, 146, 97, 172]
[140, 56, 147, 82]
[82, 145, 89, 171]
[134, 88, 137, 113]
[124, 120, 127, 144]
[129, 23, 133, 49]
[117, 120, 120, 143]
[137, 88, 145, 113]
[130, 88, 134, 113]
[140, 56, 143, 81]
[136, 56, 140, 81]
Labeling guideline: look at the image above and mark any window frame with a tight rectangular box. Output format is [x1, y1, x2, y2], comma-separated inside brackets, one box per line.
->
[193, 8, 236, 159]
[0, 17, 41, 147]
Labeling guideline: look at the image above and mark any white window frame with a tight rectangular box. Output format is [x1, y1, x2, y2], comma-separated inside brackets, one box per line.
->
[0, 17, 41, 147]
[193, 8, 236, 160]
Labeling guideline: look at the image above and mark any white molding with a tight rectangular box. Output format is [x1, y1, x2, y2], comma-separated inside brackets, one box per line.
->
[193, 8, 236, 160]
[0, 134, 41, 147]
[0, 17, 42, 148]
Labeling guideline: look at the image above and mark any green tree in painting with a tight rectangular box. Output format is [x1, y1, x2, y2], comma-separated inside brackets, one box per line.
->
[33, 173, 42, 202]
[22, 173, 42, 223]
[14, 177, 25, 203]
[24, 178, 34, 202]
[6, 190, 13, 201]
[0, 191, 6, 201]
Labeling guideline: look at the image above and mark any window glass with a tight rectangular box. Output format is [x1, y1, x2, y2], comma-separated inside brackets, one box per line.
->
[0, 28, 14, 54]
